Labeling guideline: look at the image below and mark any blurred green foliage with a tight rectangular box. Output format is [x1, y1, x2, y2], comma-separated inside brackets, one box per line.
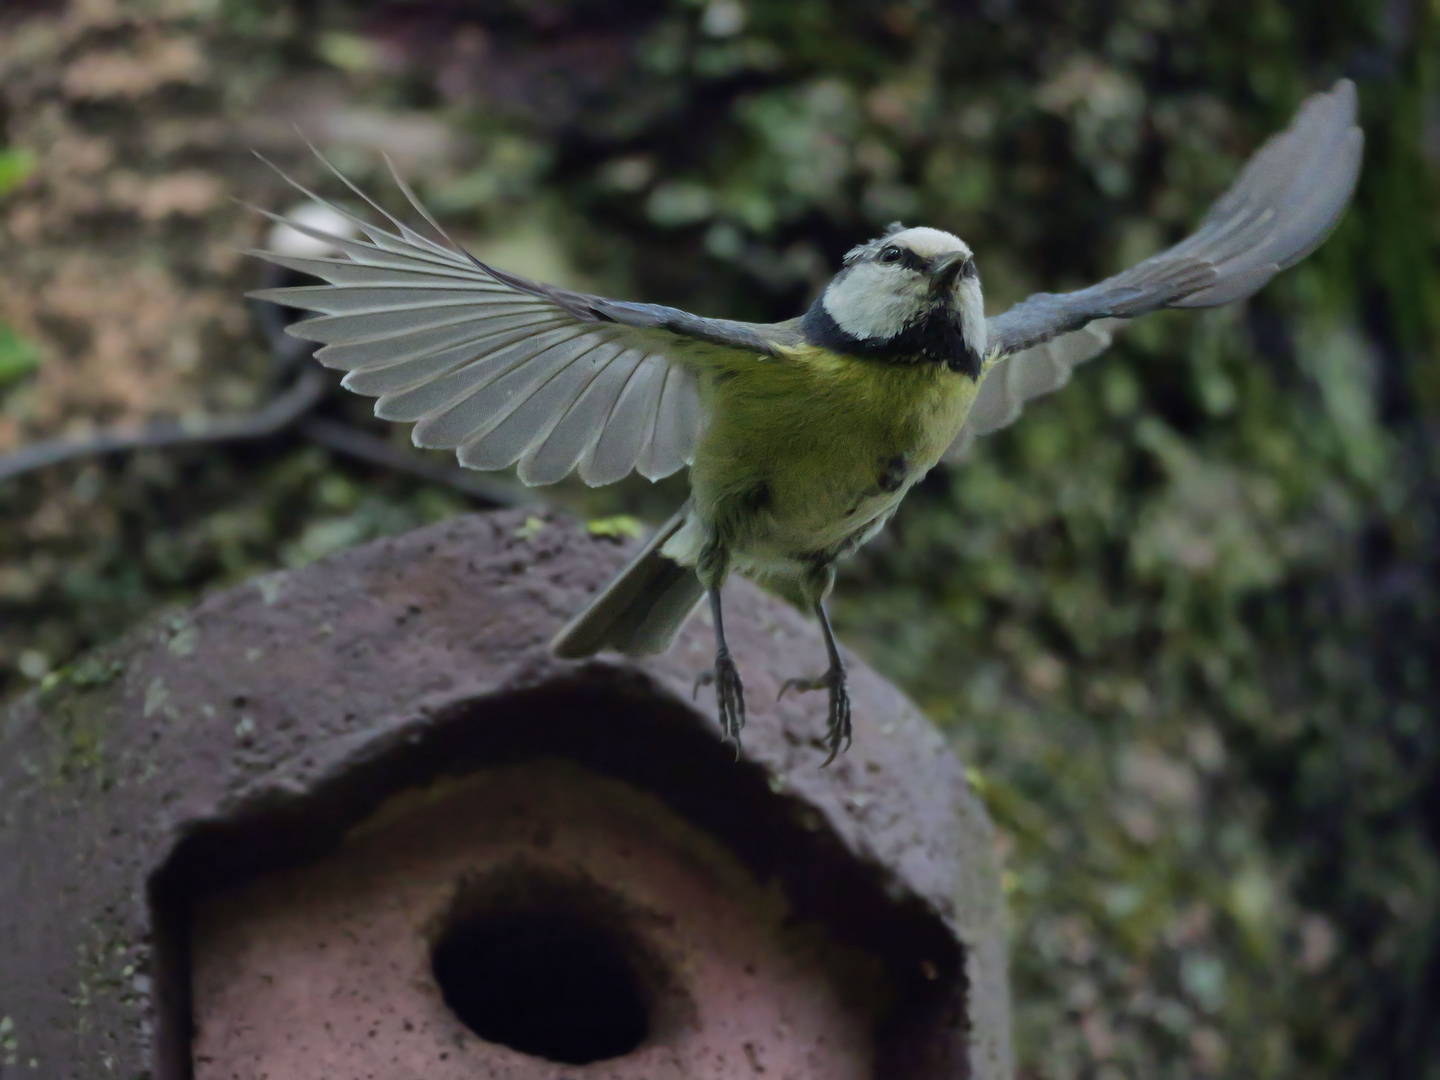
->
[0, 147, 35, 198]
[0, 322, 40, 387]
[3, 0, 1439, 1076]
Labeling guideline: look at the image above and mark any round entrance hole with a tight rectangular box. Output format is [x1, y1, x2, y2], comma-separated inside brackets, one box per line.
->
[432, 905, 651, 1064]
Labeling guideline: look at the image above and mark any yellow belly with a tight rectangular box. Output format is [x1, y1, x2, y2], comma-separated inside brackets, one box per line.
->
[688, 344, 980, 568]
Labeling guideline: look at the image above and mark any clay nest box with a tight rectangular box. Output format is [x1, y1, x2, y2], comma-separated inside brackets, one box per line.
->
[0, 509, 1011, 1079]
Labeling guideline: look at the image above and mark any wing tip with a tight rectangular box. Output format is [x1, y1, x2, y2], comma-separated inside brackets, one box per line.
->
[1326, 77, 1358, 115]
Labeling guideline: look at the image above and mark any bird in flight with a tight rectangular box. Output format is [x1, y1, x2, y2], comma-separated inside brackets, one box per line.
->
[249, 80, 1361, 764]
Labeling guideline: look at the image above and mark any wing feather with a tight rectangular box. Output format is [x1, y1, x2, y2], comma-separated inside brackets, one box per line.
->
[985, 80, 1361, 359]
[250, 283, 510, 313]
[945, 320, 1120, 461]
[290, 300, 551, 346]
[309, 145, 469, 265]
[339, 317, 571, 397]
[580, 353, 668, 486]
[321, 312, 567, 375]
[950, 80, 1361, 460]
[398, 327, 596, 434]
[518, 347, 651, 484]
[258, 150, 486, 276]
[637, 362, 702, 480]
[245, 251, 493, 288]
[463, 336, 624, 475]
[246, 203, 475, 277]
[517, 340, 632, 485]
[248, 156, 781, 486]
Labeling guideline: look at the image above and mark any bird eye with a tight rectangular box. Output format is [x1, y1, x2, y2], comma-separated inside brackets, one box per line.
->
[880, 246, 903, 264]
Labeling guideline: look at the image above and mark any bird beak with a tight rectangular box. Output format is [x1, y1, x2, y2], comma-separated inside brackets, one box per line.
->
[929, 252, 972, 293]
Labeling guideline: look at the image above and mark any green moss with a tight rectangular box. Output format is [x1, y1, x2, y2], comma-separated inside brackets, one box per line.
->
[0, 321, 40, 387]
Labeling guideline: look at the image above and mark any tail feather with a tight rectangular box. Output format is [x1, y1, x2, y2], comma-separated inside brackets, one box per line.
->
[551, 507, 703, 658]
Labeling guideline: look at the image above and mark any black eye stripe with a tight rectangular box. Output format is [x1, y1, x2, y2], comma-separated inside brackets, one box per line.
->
[876, 247, 926, 271]
[872, 244, 974, 274]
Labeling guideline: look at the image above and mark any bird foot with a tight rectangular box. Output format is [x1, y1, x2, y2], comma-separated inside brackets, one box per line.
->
[778, 666, 852, 765]
[694, 650, 746, 753]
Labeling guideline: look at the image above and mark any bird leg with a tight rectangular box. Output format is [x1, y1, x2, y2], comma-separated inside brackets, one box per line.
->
[691, 537, 745, 750]
[693, 586, 745, 751]
[777, 565, 851, 765]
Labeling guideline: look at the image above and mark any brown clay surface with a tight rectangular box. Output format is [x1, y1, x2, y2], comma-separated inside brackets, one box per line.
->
[192, 761, 880, 1079]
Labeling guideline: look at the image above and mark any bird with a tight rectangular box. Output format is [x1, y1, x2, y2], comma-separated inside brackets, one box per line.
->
[247, 80, 1362, 764]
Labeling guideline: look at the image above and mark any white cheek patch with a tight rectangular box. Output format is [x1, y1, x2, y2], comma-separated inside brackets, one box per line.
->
[821, 263, 928, 341]
[955, 277, 986, 357]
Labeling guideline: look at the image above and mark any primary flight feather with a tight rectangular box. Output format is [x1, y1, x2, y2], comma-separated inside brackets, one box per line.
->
[249, 80, 1362, 763]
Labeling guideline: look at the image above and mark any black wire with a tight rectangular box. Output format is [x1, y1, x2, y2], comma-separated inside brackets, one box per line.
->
[0, 270, 521, 506]
[0, 368, 328, 483]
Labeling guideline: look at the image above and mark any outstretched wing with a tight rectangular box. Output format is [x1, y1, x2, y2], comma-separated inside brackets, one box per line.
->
[946, 79, 1362, 460]
[944, 319, 1124, 460]
[248, 156, 789, 487]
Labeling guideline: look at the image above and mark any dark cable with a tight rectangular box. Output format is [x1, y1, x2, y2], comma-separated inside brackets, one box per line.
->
[0, 368, 327, 483]
[0, 262, 519, 506]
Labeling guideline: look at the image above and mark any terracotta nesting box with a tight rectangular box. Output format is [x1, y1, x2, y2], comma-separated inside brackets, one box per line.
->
[0, 510, 1011, 1078]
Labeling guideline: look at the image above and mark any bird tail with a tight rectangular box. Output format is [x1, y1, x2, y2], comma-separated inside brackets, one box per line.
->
[551, 506, 704, 658]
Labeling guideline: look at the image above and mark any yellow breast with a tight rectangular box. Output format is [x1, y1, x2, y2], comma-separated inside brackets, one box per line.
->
[688, 344, 980, 561]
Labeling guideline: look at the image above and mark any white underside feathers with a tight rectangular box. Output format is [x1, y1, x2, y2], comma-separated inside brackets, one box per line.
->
[249, 162, 707, 487]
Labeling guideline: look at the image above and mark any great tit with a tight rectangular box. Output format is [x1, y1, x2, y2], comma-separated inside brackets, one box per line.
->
[249, 80, 1361, 763]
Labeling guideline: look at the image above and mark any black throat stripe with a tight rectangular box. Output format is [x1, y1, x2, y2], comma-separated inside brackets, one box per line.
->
[802, 299, 982, 379]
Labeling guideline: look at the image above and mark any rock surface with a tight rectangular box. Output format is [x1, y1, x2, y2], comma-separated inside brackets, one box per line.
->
[0, 509, 1010, 1079]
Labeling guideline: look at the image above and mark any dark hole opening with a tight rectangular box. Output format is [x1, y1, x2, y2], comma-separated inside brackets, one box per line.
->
[432, 908, 650, 1065]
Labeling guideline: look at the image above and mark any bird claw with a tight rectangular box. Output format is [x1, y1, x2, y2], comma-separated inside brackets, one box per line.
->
[778, 666, 851, 765]
[777, 672, 833, 699]
[696, 650, 746, 755]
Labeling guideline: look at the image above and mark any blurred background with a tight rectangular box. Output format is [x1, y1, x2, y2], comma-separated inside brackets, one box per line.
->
[1, 0, 1436, 1076]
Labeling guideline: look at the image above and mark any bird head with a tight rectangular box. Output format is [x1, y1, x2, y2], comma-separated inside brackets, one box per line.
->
[807, 224, 986, 377]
